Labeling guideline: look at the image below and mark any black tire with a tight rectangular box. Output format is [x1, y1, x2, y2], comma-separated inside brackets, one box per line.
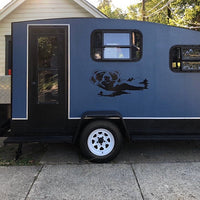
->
[79, 120, 122, 163]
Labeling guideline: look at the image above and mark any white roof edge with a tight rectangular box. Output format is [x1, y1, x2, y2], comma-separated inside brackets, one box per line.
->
[0, 0, 26, 21]
[0, 0, 107, 22]
[75, 0, 107, 18]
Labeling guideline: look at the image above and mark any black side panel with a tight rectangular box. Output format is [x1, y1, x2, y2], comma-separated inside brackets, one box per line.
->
[11, 119, 80, 137]
[0, 104, 11, 135]
[11, 118, 200, 140]
[125, 119, 200, 137]
[0, 104, 11, 126]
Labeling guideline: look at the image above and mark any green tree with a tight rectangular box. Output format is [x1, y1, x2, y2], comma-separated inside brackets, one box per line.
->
[97, 0, 126, 19]
[126, 4, 142, 20]
[97, 0, 200, 30]
[127, 0, 200, 30]
[145, 0, 170, 24]
[170, 0, 200, 30]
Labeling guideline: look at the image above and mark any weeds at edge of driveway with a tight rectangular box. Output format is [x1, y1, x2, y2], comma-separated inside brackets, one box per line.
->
[0, 143, 48, 166]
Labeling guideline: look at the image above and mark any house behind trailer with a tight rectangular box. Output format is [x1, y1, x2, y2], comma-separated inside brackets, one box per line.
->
[0, 0, 106, 132]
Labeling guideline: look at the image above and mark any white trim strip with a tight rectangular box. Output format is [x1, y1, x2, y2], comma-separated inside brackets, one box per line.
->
[68, 25, 71, 120]
[68, 117, 200, 120]
[12, 118, 28, 120]
[13, 116, 200, 120]
[26, 24, 29, 120]
[123, 117, 200, 119]
[68, 117, 81, 120]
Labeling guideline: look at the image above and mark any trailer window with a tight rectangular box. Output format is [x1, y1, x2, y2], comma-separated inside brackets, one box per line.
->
[91, 30, 142, 61]
[170, 46, 200, 72]
[37, 36, 59, 104]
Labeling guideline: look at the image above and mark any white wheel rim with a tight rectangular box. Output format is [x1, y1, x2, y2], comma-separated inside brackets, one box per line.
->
[87, 128, 115, 156]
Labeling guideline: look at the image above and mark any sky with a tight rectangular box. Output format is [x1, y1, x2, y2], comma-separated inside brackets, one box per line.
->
[0, 0, 11, 9]
[87, 0, 141, 11]
[0, 0, 141, 10]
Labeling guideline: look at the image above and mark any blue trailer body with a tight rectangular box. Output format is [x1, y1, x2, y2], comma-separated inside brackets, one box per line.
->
[8, 18, 200, 143]
[12, 18, 200, 121]
[6, 18, 200, 161]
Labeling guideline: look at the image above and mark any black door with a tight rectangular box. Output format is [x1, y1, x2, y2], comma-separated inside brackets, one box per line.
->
[29, 26, 67, 132]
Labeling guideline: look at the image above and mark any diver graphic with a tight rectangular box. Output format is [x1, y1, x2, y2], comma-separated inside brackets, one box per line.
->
[91, 71, 148, 97]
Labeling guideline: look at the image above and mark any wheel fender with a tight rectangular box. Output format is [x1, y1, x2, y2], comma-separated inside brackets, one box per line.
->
[72, 111, 130, 143]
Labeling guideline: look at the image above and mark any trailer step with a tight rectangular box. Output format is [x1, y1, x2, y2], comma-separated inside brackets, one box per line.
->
[4, 136, 73, 144]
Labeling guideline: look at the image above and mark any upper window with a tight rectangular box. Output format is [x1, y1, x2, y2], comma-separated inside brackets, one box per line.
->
[170, 45, 200, 72]
[91, 30, 142, 61]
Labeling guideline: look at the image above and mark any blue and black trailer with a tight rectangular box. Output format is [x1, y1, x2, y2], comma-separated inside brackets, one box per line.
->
[1, 18, 200, 162]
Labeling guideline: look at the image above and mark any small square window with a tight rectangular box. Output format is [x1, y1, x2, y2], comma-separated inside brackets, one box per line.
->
[91, 30, 142, 61]
[170, 45, 200, 72]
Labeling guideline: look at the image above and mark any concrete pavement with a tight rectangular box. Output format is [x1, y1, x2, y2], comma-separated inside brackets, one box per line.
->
[27, 164, 142, 200]
[0, 166, 41, 200]
[0, 141, 200, 199]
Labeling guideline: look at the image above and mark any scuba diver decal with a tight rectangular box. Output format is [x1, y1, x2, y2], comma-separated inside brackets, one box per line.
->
[91, 71, 149, 97]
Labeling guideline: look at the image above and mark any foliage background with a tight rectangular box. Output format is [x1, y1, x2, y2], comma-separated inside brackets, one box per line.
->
[97, 0, 200, 31]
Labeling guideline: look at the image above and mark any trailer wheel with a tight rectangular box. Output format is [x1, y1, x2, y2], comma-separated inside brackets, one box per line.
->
[79, 121, 122, 162]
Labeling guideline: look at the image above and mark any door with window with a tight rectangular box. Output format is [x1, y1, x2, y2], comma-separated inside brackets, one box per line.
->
[28, 26, 67, 131]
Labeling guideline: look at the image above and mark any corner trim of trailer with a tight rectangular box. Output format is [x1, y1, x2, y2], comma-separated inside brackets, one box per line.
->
[12, 24, 70, 120]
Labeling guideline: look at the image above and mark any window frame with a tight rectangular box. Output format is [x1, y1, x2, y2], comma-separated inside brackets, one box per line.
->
[170, 45, 200, 72]
[91, 29, 143, 62]
[5, 35, 12, 75]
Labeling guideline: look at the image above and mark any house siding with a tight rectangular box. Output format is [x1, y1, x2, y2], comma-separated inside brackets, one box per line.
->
[0, 0, 94, 75]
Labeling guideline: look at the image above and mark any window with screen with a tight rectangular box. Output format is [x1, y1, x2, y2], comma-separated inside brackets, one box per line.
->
[170, 45, 200, 72]
[91, 30, 142, 61]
